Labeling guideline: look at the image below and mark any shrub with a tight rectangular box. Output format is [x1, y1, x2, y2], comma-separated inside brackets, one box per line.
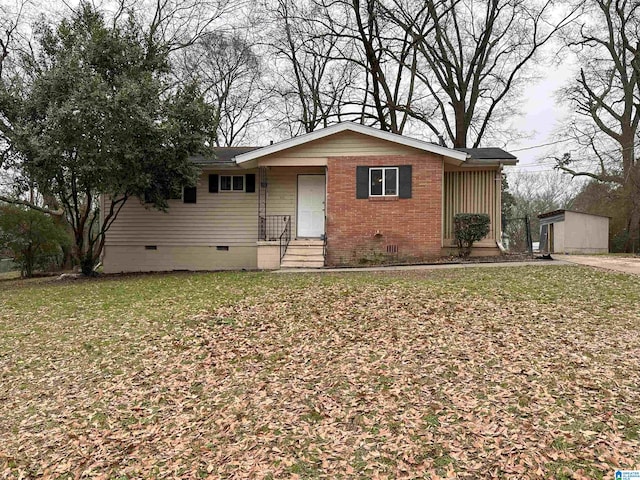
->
[611, 230, 631, 253]
[0, 205, 71, 277]
[454, 213, 490, 257]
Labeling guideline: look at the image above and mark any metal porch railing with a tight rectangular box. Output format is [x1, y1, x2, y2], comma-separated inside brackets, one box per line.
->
[279, 217, 291, 261]
[259, 215, 292, 261]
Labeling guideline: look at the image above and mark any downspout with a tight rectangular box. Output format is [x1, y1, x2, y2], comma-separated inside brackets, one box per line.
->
[496, 162, 507, 254]
[440, 156, 445, 252]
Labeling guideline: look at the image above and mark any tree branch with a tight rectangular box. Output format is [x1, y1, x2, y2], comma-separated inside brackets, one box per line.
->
[0, 195, 65, 216]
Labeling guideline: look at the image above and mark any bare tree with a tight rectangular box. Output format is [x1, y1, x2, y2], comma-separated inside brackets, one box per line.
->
[176, 32, 268, 146]
[556, 0, 640, 250]
[388, 0, 578, 147]
[505, 169, 580, 247]
[139, 0, 238, 52]
[509, 170, 579, 215]
[312, 0, 424, 134]
[263, 0, 356, 136]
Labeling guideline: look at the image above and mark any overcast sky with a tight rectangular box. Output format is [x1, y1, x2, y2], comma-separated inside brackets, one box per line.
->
[509, 64, 577, 173]
[3, 0, 584, 178]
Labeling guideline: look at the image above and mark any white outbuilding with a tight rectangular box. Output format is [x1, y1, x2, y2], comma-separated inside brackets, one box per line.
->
[538, 209, 609, 254]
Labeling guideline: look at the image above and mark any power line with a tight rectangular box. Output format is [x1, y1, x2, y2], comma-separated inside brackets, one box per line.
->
[509, 135, 640, 155]
[507, 141, 640, 171]
[510, 138, 575, 152]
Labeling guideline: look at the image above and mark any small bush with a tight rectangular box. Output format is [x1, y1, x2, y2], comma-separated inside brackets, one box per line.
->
[611, 230, 631, 253]
[454, 213, 490, 257]
[0, 205, 71, 277]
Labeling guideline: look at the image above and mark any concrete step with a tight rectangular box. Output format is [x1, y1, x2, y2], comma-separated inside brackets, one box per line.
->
[289, 239, 324, 246]
[281, 259, 325, 268]
[281, 239, 325, 268]
[285, 247, 324, 256]
[282, 252, 324, 262]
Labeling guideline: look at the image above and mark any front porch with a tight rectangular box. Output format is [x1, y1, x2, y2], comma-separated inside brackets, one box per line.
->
[255, 166, 327, 269]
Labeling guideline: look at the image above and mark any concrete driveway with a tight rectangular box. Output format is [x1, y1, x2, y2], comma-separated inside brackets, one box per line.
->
[553, 254, 640, 275]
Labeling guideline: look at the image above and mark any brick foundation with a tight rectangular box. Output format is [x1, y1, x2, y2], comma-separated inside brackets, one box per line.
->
[326, 155, 443, 266]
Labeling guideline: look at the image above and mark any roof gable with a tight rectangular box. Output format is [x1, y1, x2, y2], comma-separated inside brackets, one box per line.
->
[234, 122, 469, 164]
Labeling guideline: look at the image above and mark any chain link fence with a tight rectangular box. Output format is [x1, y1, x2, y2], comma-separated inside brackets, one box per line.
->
[501, 215, 537, 254]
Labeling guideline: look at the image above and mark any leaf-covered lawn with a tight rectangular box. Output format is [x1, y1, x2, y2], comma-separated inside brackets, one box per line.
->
[1, 266, 639, 479]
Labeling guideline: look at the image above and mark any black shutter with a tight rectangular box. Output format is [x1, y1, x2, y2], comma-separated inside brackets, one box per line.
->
[356, 166, 369, 199]
[184, 186, 197, 203]
[245, 174, 256, 193]
[209, 174, 218, 193]
[399, 165, 412, 198]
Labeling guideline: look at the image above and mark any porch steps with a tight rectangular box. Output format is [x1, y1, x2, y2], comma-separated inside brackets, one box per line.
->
[280, 239, 325, 268]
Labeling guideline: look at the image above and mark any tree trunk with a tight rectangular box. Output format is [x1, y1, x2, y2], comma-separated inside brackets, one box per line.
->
[628, 209, 640, 252]
[24, 244, 34, 278]
[80, 254, 96, 276]
[453, 100, 467, 148]
[622, 166, 640, 252]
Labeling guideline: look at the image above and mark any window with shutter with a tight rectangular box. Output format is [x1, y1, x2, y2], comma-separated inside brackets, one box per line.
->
[368, 167, 398, 196]
[356, 165, 412, 199]
[219, 175, 245, 192]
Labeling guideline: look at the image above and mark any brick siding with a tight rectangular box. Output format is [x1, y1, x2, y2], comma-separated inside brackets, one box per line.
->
[326, 155, 443, 266]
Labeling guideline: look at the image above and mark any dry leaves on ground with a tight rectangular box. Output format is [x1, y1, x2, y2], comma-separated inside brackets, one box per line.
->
[0, 266, 639, 478]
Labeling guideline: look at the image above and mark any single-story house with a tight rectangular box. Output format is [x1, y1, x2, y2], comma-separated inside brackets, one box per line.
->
[102, 122, 517, 272]
[538, 209, 610, 254]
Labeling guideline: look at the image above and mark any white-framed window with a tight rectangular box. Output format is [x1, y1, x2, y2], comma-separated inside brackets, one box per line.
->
[369, 167, 398, 196]
[219, 175, 245, 192]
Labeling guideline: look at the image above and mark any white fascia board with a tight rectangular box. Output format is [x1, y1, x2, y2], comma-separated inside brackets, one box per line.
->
[233, 122, 469, 164]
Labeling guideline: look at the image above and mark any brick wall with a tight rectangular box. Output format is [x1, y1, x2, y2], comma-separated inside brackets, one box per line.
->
[326, 155, 443, 266]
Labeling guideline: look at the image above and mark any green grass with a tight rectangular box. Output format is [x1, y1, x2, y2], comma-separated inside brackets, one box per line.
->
[1, 265, 640, 478]
[0, 271, 20, 281]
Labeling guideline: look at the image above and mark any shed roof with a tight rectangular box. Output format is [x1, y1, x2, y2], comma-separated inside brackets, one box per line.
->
[538, 209, 611, 219]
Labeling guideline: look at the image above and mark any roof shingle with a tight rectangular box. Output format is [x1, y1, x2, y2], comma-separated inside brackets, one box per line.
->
[191, 147, 262, 166]
[454, 147, 517, 161]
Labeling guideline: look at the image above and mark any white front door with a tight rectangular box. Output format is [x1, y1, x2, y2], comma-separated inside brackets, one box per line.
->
[297, 174, 326, 238]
